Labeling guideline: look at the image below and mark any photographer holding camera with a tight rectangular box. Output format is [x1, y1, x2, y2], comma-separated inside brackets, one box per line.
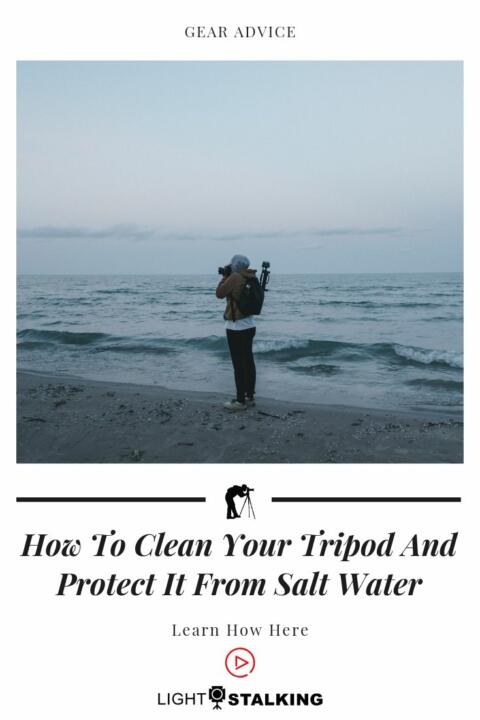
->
[225, 484, 254, 519]
[216, 254, 258, 411]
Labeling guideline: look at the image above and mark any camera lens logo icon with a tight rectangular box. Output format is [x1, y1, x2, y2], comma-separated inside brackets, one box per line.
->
[208, 685, 226, 710]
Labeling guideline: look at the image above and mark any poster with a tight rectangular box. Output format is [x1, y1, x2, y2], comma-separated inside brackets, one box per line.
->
[7, 1, 478, 718]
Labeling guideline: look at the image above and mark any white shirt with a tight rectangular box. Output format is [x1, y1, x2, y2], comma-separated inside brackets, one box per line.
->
[224, 315, 256, 331]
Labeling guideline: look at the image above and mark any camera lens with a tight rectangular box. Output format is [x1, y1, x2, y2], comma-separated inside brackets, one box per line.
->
[211, 687, 223, 701]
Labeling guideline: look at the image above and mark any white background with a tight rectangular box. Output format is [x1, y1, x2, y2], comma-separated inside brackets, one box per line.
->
[2, 1, 479, 718]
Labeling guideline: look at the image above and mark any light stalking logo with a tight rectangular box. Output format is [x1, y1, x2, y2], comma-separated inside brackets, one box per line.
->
[157, 686, 323, 710]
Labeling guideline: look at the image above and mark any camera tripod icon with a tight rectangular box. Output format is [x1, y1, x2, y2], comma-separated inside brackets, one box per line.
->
[208, 685, 226, 710]
[225, 484, 256, 519]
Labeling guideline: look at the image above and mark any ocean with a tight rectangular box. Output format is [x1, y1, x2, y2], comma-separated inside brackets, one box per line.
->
[17, 273, 463, 414]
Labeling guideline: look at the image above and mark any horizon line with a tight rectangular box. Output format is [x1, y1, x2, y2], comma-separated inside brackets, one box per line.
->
[16, 270, 463, 277]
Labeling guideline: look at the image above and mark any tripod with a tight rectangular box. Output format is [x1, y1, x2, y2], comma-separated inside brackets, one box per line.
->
[239, 492, 256, 519]
[259, 261, 270, 291]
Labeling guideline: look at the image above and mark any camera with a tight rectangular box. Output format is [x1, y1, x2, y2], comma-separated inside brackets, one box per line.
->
[217, 259, 271, 292]
[208, 686, 226, 710]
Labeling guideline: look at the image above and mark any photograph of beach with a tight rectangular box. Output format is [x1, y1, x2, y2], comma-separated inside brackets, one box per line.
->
[17, 61, 463, 463]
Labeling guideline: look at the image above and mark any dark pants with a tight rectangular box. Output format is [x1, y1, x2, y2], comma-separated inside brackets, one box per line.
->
[226, 327, 256, 403]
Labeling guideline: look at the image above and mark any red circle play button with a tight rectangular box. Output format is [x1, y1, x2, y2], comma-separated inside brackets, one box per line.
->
[225, 647, 256, 678]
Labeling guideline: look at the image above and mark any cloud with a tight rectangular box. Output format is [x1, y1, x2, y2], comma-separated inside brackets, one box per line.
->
[308, 226, 404, 238]
[216, 230, 286, 242]
[18, 224, 405, 243]
[17, 224, 207, 244]
[17, 224, 164, 241]
[216, 226, 404, 241]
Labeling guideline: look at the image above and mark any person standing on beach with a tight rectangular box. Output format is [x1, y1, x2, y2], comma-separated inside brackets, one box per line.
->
[216, 254, 257, 411]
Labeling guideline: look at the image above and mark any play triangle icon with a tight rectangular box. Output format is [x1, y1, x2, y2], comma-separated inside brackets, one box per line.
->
[235, 655, 249, 670]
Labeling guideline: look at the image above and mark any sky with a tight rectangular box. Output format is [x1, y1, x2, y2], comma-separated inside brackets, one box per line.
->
[17, 61, 463, 274]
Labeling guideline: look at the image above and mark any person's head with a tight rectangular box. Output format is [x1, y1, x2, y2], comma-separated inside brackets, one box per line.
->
[230, 254, 250, 273]
[241, 484, 248, 492]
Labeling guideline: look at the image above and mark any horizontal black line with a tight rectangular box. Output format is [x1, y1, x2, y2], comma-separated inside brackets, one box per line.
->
[16, 497, 206, 503]
[16, 496, 461, 504]
[271, 497, 461, 503]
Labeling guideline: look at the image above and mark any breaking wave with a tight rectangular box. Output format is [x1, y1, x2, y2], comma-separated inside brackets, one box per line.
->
[391, 344, 463, 369]
[179, 336, 463, 370]
[17, 329, 463, 370]
[17, 329, 109, 345]
[17, 329, 174, 355]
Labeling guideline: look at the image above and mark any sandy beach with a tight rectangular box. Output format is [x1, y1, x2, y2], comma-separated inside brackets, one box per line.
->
[17, 371, 463, 463]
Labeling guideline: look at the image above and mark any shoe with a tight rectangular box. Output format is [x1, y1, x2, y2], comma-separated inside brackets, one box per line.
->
[245, 396, 256, 406]
[224, 399, 247, 412]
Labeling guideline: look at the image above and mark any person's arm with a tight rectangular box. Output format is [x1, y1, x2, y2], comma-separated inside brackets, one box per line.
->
[216, 274, 239, 299]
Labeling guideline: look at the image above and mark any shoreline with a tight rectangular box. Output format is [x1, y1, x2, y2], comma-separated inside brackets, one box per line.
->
[17, 370, 463, 463]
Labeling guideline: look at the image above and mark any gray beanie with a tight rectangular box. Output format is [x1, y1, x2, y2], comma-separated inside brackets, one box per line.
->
[230, 254, 250, 272]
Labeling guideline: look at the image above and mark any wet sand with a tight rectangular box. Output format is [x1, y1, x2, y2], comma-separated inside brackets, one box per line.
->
[17, 371, 463, 463]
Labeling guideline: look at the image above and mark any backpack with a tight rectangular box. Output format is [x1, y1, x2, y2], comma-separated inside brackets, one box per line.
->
[236, 276, 264, 316]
